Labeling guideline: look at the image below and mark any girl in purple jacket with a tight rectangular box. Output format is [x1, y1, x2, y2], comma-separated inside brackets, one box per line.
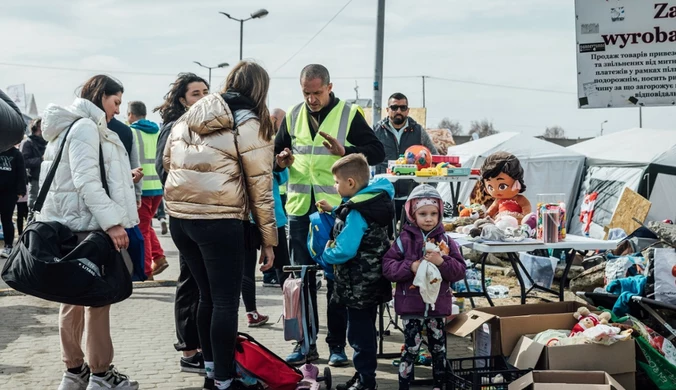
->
[382, 184, 466, 390]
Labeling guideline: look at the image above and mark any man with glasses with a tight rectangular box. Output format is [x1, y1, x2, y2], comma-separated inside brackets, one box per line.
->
[373, 92, 438, 233]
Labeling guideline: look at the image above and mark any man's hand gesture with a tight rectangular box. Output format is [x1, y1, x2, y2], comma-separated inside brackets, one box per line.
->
[319, 131, 345, 157]
[276, 148, 295, 168]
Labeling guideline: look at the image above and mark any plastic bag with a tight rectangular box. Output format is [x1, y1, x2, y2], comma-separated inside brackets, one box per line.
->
[413, 260, 442, 311]
[518, 252, 557, 289]
[604, 253, 645, 286]
[654, 249, 676, 305]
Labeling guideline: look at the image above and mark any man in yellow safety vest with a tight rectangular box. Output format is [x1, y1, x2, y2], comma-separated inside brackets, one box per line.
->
[128, 101, 168, 280]
[274, 64, 385, 367]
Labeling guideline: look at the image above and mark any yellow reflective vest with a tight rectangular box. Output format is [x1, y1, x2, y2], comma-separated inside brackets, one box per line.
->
[134, 129, 163, 196]
[285, 101, 362, 216]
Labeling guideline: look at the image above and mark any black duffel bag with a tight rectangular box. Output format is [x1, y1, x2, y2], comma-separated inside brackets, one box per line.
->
[1, 118, 132, 307]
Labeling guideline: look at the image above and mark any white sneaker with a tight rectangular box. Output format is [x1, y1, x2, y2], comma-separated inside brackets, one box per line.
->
[58, 364, 90, 390]
[86, 365, 138, 390]
[0, 247, 12, 259]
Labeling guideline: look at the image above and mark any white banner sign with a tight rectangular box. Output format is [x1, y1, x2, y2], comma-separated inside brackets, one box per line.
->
[6, 84, 26, 111]
[575, 0, 676, 108]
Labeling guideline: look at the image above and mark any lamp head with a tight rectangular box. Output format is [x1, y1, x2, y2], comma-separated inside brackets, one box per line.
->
[251, 9, 269, 19]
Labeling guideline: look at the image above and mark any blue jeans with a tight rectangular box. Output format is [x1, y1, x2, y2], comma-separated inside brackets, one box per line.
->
[326, 279, 348, 349]
[347, 305, 378, 387]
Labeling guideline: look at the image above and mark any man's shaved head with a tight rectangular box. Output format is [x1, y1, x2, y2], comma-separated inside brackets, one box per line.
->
[271, 108, 286, 132]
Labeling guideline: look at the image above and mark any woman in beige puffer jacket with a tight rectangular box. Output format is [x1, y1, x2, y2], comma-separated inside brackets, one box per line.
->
[163, 61, 276, 390]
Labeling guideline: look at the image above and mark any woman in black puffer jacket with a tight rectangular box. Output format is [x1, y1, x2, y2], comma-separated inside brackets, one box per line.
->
[0, 89, 26, 152]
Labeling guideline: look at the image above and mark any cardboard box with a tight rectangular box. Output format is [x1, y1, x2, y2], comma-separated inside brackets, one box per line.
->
[508, 336, 636, 390]
[446, 301, 593, 356]
[509, 371, 626, 390]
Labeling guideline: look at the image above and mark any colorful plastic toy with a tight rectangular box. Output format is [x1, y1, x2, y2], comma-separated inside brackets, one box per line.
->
[404, 145, 432, 170]
[415, 167, 438, 177]
[392, 164, 417, 176]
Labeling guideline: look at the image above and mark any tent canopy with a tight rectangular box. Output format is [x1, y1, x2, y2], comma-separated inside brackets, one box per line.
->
[569, 128, 676, 166]
[438, 132, 586, 217]
[449, 132, 585, 164]
[567, 128, 676, 237]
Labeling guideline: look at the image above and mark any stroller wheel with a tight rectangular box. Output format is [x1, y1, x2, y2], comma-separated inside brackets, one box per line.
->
[323, 367, 332, 390]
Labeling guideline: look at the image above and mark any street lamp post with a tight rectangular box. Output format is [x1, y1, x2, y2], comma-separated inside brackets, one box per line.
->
[193, 61, 230, 87]
[600, 120, 608, 136]
[219, 9, 269, 61]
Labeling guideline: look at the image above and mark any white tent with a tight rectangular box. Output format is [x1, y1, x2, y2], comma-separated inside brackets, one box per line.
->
[568, 128, 676, 238]
[438, 132, 586, 222]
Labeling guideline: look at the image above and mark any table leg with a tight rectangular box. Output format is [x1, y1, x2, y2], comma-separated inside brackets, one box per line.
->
[508, 253, 528, 304]
[377, 302, 404, 359]
[480, 252, 494, 307]
[451, 182, 461, 216]
[559, 249, 576, 302]
[462, 275, 476, 309]
[378, 303, 385, 356]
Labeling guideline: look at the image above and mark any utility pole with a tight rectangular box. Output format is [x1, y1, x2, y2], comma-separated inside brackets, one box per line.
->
[639, 105, 643, 128]
[373, 0, 385, 125]
[354, 80, 359, 100]
[421, 75, 427, 108]
[239, 20, 244, 60]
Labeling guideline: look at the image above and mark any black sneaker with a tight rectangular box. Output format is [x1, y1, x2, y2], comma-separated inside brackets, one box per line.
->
[262, 277, 279, 287]
[181, 352, 206, 374]
[336, 373, 377, 390]
[336, 373, 360, 390]
[202, 377, 214, 390]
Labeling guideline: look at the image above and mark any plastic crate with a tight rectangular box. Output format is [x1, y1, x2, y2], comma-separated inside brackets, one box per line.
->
[447, 356, 531, 390]
[432, 155, 460, 164]
[446, 167, 471, 176]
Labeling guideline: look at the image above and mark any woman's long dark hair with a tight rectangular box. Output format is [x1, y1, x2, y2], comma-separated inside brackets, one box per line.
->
[80, 75, 124, 110]
[154, 73, 209, 124]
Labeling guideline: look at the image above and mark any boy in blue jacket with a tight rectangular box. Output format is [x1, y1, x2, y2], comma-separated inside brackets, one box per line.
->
[317, 153, 394, 390]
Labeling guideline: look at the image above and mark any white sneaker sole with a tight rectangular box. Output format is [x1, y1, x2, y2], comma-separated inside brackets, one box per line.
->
[180, 365, 206, 375]
[247, 317, 269, 327]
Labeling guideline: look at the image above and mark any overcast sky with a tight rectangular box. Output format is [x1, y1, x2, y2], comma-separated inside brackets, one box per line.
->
[1, 0, 674, 138]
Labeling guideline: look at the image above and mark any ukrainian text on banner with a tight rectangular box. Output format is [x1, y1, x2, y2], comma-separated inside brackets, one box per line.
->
[575, 0, 676, 108]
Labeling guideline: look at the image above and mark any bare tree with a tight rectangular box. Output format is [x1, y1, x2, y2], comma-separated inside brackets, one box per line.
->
[438, 117, 463, 135]
[543, 126, 566, 138]
[469, 119, 498, 138]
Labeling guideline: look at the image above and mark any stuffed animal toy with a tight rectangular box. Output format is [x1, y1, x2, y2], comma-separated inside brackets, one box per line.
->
[571, 307, 611, 336]
[580, 324, 633, 345]
[458, 203, 487, 219]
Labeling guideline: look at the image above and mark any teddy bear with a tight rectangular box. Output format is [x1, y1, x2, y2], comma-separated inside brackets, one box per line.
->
[571, 307, 612, 336]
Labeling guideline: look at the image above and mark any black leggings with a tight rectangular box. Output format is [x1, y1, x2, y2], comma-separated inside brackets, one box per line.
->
[273, 226, 291, 287]
[169, 217, 244, 382]
[0, 194, 17, 247]
[242, 247, 258, 313]
[16, 202, 28, 236]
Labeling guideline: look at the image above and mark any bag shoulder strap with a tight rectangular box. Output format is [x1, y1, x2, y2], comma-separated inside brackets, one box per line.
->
[33, 118, 110, 214]
[33, 118, 83, 213]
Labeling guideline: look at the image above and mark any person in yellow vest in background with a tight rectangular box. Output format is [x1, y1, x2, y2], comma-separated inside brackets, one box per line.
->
[275, 64, 385, 367]
[128, 101, 168, 280]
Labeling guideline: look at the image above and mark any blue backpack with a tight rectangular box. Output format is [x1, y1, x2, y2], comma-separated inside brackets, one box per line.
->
[307, 211, 335, 280]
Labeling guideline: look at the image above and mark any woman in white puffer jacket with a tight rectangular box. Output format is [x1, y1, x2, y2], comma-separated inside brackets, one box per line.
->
[39, 75, 140, 390]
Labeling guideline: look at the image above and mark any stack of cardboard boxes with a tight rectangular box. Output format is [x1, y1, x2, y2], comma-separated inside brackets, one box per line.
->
[446, 302, 635, 390]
